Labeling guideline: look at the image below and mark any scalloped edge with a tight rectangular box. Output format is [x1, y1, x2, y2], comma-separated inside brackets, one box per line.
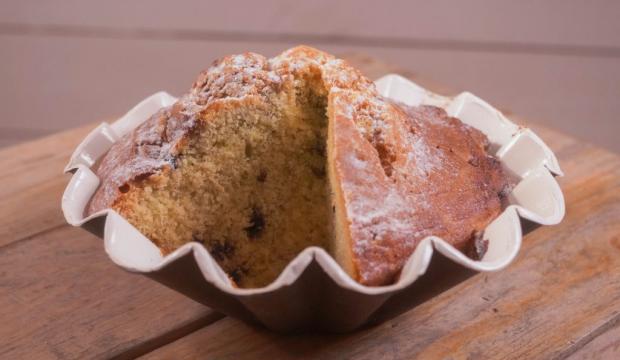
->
[62, 75, 565, 297]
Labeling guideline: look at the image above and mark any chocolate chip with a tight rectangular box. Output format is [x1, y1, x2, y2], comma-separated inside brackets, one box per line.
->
[312, 137, 326, 156]
[134, 171, 155, 182]
[118, 184, 130, 193]
[229, 267, 246, 284]
[311, 165, 326, 178]
[244, 140, 253, 158]
[208, 240, 235, 261]
[257, 169, 267, 182]
[244, 207, 265, 239]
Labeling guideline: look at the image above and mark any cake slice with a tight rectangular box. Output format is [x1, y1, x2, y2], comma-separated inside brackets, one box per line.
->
[88, 46, 511, 287]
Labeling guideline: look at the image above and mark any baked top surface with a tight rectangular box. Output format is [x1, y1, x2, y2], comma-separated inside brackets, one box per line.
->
[331, 95, 508, 284]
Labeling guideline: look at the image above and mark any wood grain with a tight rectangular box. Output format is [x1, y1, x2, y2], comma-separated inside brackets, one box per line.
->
[568, 321, 620, 360]
[0, 225, 222, 359]
[140, 128, 620, 359]
[0, 125, 94, 247]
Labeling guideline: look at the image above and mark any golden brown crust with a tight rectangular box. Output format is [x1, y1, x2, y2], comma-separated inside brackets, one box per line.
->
[330, 94, 509, 285]
[89, 45, 511, 286]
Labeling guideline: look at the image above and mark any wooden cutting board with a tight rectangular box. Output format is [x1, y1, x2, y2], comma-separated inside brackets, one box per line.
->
[0, 56, 618, 359]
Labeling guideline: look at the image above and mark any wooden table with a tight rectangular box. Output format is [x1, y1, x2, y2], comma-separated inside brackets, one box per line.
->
[1, 58, 619, 360]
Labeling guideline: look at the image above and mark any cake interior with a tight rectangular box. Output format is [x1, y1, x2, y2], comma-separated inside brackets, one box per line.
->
[121, 78, 334, 288]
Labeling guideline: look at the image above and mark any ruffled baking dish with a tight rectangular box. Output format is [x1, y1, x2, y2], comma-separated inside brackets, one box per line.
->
[62, 75, 564, 332]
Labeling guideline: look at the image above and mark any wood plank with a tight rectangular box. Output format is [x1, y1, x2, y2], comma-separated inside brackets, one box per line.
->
[567, 321, 620, 359]
[1, 1, 619, 49]
[1, 35, 619, 152]
[0, 225, 222, 359]
[0, 124, 92, 198]
[140, 136, 620, 359]
[0, 125, 94, 247]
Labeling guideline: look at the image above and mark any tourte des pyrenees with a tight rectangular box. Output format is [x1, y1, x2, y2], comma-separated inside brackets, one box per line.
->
[88, 46, 512, 288]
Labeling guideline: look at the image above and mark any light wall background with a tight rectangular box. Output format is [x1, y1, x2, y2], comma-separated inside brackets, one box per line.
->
[1, 1, 619, 152]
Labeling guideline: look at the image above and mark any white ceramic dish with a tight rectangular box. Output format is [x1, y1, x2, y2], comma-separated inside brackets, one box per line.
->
[62, 74, 564, 331]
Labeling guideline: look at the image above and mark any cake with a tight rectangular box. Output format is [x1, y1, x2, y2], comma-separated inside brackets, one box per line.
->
[88, 46, 512, 288]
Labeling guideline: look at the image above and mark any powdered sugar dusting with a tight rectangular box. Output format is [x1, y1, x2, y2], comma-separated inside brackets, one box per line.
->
[88, 105, 197, 214]
[331, 84, 506, 284]
[348, 153, 367, 170]
[407, 136, 442, 177]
